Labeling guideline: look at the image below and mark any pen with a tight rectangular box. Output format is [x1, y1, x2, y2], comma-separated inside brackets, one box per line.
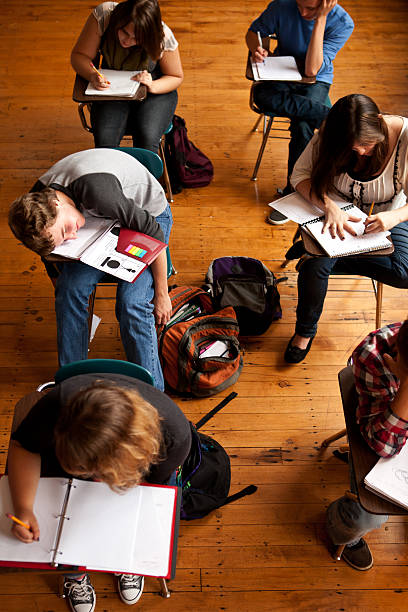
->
[89, 62, 110, 84]
[6, 513, 30, 530]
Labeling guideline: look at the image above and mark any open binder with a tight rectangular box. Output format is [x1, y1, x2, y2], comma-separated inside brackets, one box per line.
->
[0, 477, 179, 579]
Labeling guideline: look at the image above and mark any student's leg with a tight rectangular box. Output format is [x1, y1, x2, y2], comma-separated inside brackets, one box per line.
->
[115, 205, 173, 390]
[54, 262, 107, 366]
[128, 91, 178, 153]
[332, 221, 408, 289]
[90, 100, 131, 147]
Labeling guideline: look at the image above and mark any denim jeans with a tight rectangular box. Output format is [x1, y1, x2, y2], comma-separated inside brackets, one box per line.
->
[326, 461, 388, 547]
[253, 81, 331, 176]
[54, 205, 173, 391]
[296, 221, 408, 337]
[90, 90, 178, 153]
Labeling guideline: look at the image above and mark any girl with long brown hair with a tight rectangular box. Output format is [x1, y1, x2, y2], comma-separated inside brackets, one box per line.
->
[284, 93, 408, 363]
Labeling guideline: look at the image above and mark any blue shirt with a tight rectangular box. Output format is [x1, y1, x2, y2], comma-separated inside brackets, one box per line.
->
[249, 0, 354, 84]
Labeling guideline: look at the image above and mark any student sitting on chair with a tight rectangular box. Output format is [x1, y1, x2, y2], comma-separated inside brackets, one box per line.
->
[246, 0, 353, 224]
[8, 147, 172, 390]
[284, 93, 408, 364]
[8, 373, 192, 610]
[71, 0, 183, 153]
[326, 320, 408, 570]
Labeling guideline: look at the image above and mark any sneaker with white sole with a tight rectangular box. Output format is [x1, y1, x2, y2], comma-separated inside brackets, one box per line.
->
[116, 574, 144, 605]
[63, 574, 96, 612]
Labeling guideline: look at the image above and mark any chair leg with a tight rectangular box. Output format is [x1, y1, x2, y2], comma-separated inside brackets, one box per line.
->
[375, 280, 383, 329]
[87, 288, 97, 345]
[252, 114, 264, 132]
[321, 428, 347, 448]
[251, 116, 273, 181]
[157, 577, 171, 598]
[159, 136, 173, 203]
[334, 543, 346, 561]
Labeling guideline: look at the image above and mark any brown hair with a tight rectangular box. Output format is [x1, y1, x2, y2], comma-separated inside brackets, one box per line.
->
[310, 94, 389, 201]
[8, 189, 59, 256]
[396, 320, 408, 368]
[110, 0, 164, 60]
[54, 382, 163, 491]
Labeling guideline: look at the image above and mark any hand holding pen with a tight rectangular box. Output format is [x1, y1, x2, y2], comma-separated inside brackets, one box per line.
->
[7, 511, 40, 543]
[254, 31, 268, 64]
[89, 62, 111, 90]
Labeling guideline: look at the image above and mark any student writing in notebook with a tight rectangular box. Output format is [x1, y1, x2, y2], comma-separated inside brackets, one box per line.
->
[284, 94, 408, 363]
[246, 0, 354, 224]
[8, 374, 192, 610]
[326, 321, 408, 570]
[8, 148, 172, 390]
[71, 0, 183, 153]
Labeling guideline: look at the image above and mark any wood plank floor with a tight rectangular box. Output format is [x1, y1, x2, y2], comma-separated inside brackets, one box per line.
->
[1, 1, 408, 610]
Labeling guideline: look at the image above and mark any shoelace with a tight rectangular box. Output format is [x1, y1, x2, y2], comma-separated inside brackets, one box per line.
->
[65, 579, 94, 602]
[120, 574, 142, 588]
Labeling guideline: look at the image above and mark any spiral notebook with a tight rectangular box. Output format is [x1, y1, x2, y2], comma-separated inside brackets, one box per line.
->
[269, 193, 391, 258]
[0, 477, 179, 578]
[364, 441, 408, 510]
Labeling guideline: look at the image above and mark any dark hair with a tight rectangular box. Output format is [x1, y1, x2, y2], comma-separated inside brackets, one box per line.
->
[310, 94, 389, 201]
[8, 188, 58, 256]
[396, 320, 408, 368]
[54, 381, 163, 491]
[110, 0, 164, 60]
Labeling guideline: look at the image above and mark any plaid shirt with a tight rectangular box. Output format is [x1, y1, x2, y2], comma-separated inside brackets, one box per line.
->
[352, 322, 408, 457]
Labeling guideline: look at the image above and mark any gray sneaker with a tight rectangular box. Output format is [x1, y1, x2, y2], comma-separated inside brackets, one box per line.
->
[63, 574, 96, 612]
[117, 573, 144, 605]
[267, 208, 289, 225]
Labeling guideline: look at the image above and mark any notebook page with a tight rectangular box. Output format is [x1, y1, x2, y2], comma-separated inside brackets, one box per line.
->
[129, 485, 176, 577]
[305, 207, 390, 257]
[252, 56, 302, 81]
[268, 192, 353, 225]
[85, 70, 141, 97]
[51, 215, 115, 259]
[364, 442, 408, 510]
[0, 477, 67, 564]
[57, 480, 142, 570]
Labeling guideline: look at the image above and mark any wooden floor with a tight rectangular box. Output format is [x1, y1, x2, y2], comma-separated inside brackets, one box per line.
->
[1, 1, 408, 610]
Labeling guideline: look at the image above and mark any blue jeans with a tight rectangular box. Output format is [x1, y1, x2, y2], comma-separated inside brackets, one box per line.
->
[54, 205, 173, 390]
[253, 81, 331, 177]
[326, 461, 388, 547]
[90, 90, 178, 153]
[296, 221, 408, 337]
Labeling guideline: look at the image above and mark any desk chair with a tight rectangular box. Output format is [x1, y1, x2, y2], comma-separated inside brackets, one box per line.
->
[328, 365, 407, 562]
[10, 358, 171, 599]
[77, 102, 173, 202]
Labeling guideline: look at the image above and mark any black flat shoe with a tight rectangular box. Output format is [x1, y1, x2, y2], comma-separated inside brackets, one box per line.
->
[284, 335, 314, 364]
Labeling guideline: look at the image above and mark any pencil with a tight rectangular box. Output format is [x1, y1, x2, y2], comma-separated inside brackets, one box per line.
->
[368, 201, 375, 216]
[6, 513, 30, 530]
[89, 62, 104, 80]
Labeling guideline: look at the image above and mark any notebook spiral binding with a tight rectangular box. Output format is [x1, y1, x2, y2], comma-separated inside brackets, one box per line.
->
[300, 203, 355, 226]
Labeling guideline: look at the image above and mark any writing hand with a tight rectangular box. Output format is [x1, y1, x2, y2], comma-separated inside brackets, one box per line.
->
[253, 46, 268, 63]
[90, 74, 111, 90]
[11, 510, 40, 543]
[153, 292, 172, 326]
[364, 210, 398, 234]
[132, 70, 153, 89]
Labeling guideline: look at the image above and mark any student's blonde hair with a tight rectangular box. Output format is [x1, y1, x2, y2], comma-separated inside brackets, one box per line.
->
[8, 188, 59, 256]
[54, 381, 163, 490]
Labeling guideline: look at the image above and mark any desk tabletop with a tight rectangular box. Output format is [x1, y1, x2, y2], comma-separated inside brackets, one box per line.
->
[72, 74, 147, 103]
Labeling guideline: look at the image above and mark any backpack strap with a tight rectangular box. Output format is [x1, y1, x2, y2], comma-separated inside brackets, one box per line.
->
[223, 484, 258, 506]
[195, 391, 238, 430]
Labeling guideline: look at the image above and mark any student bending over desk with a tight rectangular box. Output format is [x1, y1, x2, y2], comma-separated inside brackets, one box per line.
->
[8, 373, 192, 610]
[284, 93, 408, 364]
[71, 0, 183, 153]
[326, 321, 408, 570]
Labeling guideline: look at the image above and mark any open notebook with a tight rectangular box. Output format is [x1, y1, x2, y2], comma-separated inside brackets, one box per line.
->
[251, 56, 302, 81]
[50, 215, 167, 283]
[0, 477, 179, 578]
[364, 442, 408, 510]
[270, 192, 391, 257]
[85, 69, 141, 97]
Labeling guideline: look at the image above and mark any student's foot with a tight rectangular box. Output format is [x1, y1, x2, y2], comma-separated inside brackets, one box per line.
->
[266, 209, 289, 225]
[341, 538, 373, 571]
[116, 574, 144, 605]
[64, 574, 96, 612]
[284, 334, 314, 363]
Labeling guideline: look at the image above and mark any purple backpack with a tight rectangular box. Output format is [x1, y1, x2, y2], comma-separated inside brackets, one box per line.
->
[164, 115, 214, 189]
[205, 256, 286, 336]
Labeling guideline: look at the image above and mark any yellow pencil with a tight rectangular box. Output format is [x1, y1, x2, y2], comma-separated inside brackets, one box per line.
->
[6, 512, 30, 530]
[368, 201, 375, 216]
[90, 62, 105, 80]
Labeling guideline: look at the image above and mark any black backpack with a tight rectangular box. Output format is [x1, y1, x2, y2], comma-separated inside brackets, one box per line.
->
[179, 392, 257, 520]
[205, 256, 287, 335]
[164, 115, 214, 193]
